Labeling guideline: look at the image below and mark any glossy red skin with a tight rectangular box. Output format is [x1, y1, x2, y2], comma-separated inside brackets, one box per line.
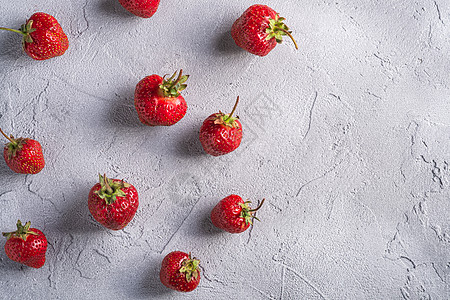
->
[199, 114, 242, 156]
[4, 228, 47, 268]
[118, 0, 160, 18]
[3, 139, 45, 174]
[88, 180, 139, 230]
[160, 251, 200, 292]
[24, 12, 69, 60]
[231, 4, 278, 56]
[211, 195, 251, 233]
[134, 75, 188, 126]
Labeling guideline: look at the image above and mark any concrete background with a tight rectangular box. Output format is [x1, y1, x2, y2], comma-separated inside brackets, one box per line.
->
[0, 0, 449, 299]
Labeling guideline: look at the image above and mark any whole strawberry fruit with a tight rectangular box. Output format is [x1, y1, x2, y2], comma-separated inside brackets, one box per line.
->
[160, 251, 201, 292]
[0, 128, 45, 174]
[118, 0, 160, 18]
[211, 195, 265, 233]
[88, 174, 139, 230]
[0, 12, 69, 60]
[2, 220, 48, 268]
[231, 4, 298, 56]
[199, 96, 242, 156]
[134, 70, 188, 126]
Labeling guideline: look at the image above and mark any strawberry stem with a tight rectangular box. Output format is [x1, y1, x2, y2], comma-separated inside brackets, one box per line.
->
[174, 69, 183, 85]
[0, 27, 24, 35]
[0, 128, 17, 145]
[279, 29, 298, 50]
[225, 96, 239, 122]
[103, 173, 113, 195]
[249, 198, 265, 212]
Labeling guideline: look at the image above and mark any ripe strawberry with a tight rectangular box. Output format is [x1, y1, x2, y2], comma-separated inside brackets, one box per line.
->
[118, 0, 160, 18]
[160, 251, 201, 292]
[88, 174, 139, 230]
[0, 128, 45, 174]
[134, 70, 189, 126]
[211, 195, 265, 233]
[2, 220, 48, 268]
[0, 12, 69, 60]
[199, 96, 242, 156]
[231, 4, 298, 56]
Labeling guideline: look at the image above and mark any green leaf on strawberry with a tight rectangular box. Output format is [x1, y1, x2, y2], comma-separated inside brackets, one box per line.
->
[265, 16, 297, 48]
[94, 174, 131, 205]
[2, 220, 38, 241]
[159, 70, 189, 98]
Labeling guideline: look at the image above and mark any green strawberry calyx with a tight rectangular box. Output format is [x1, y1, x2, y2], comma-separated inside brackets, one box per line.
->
[239, 198, 265, 225]
[94, 174, 130, 205]
[0, 128, 28, 160]
[214, 96, 241, 128]
[179, 253, 200, 283]
[265, 15, 298, 50]
[2, 220, 38, 241]
[0, 19, 37, 45]
[158, 69, 189, 98]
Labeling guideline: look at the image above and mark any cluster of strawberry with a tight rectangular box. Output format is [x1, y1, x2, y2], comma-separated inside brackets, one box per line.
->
[0, 2, 296, 293]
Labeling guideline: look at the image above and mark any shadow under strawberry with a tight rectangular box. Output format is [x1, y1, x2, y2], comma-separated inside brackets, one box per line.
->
[109, 102, 143, 128]
[0, 29, 23, 61]
[107, 90, 143, 128]
[0, 161, 19, 177]
[174, 126, 205, 158]
[196, 202, 223, 237]
[215, 29, 243, 55]
[135, 256, 172, 297]
[98, 0, 135, 19]
[57, 188, 104, 234]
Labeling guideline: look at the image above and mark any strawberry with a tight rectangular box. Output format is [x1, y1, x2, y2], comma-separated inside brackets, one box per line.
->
[134, 70, 189, 126]
[160, 251, 201, 292]
[2, 220, 48, 268]
[118, 0, 160, 18]
[0, 128, 45, 174]
[88, 174, 139, 230]
[199, 96, 242, 156]
[0, 12, 69, 60]
[231, 4, 298, 56]
[211, 195, 265, 233]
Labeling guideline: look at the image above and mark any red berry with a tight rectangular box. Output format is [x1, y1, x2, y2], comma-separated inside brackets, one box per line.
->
[0, 12, 69, 60]
[199, 96, 242, 156]
[88, 174, 139, 230]
[231, 5, 298, 56]
[0, 129, 45, 174]
[134, 70, 188, 126]
[211, 195, 265, 233]
[160, 251, 201, 292]
[118, 0, 160, 18]
[2, 220, 48, 268]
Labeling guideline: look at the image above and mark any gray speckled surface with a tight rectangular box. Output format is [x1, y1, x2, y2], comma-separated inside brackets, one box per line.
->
[0, 0, 449, 299]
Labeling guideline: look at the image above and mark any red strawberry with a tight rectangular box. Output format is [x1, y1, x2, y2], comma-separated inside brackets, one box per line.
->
[199, 96, 242, 156]
[118, 0, 160, 18]
[2, 220, 48, 268]
[88, 174, 139, 230]
[231, 4, 298, 56]
[160, 251, 201, 292]
[0, 12, 69, 60]
[211, 195, 265, 233]
[0, 128, 45, 174]
[134, 70, 188, 126]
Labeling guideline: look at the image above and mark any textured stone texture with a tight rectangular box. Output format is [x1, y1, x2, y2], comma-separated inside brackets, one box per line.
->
[0, 0, 449, 299]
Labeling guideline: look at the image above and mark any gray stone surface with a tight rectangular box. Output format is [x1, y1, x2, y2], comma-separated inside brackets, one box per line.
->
[0, 0, 449, 299]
